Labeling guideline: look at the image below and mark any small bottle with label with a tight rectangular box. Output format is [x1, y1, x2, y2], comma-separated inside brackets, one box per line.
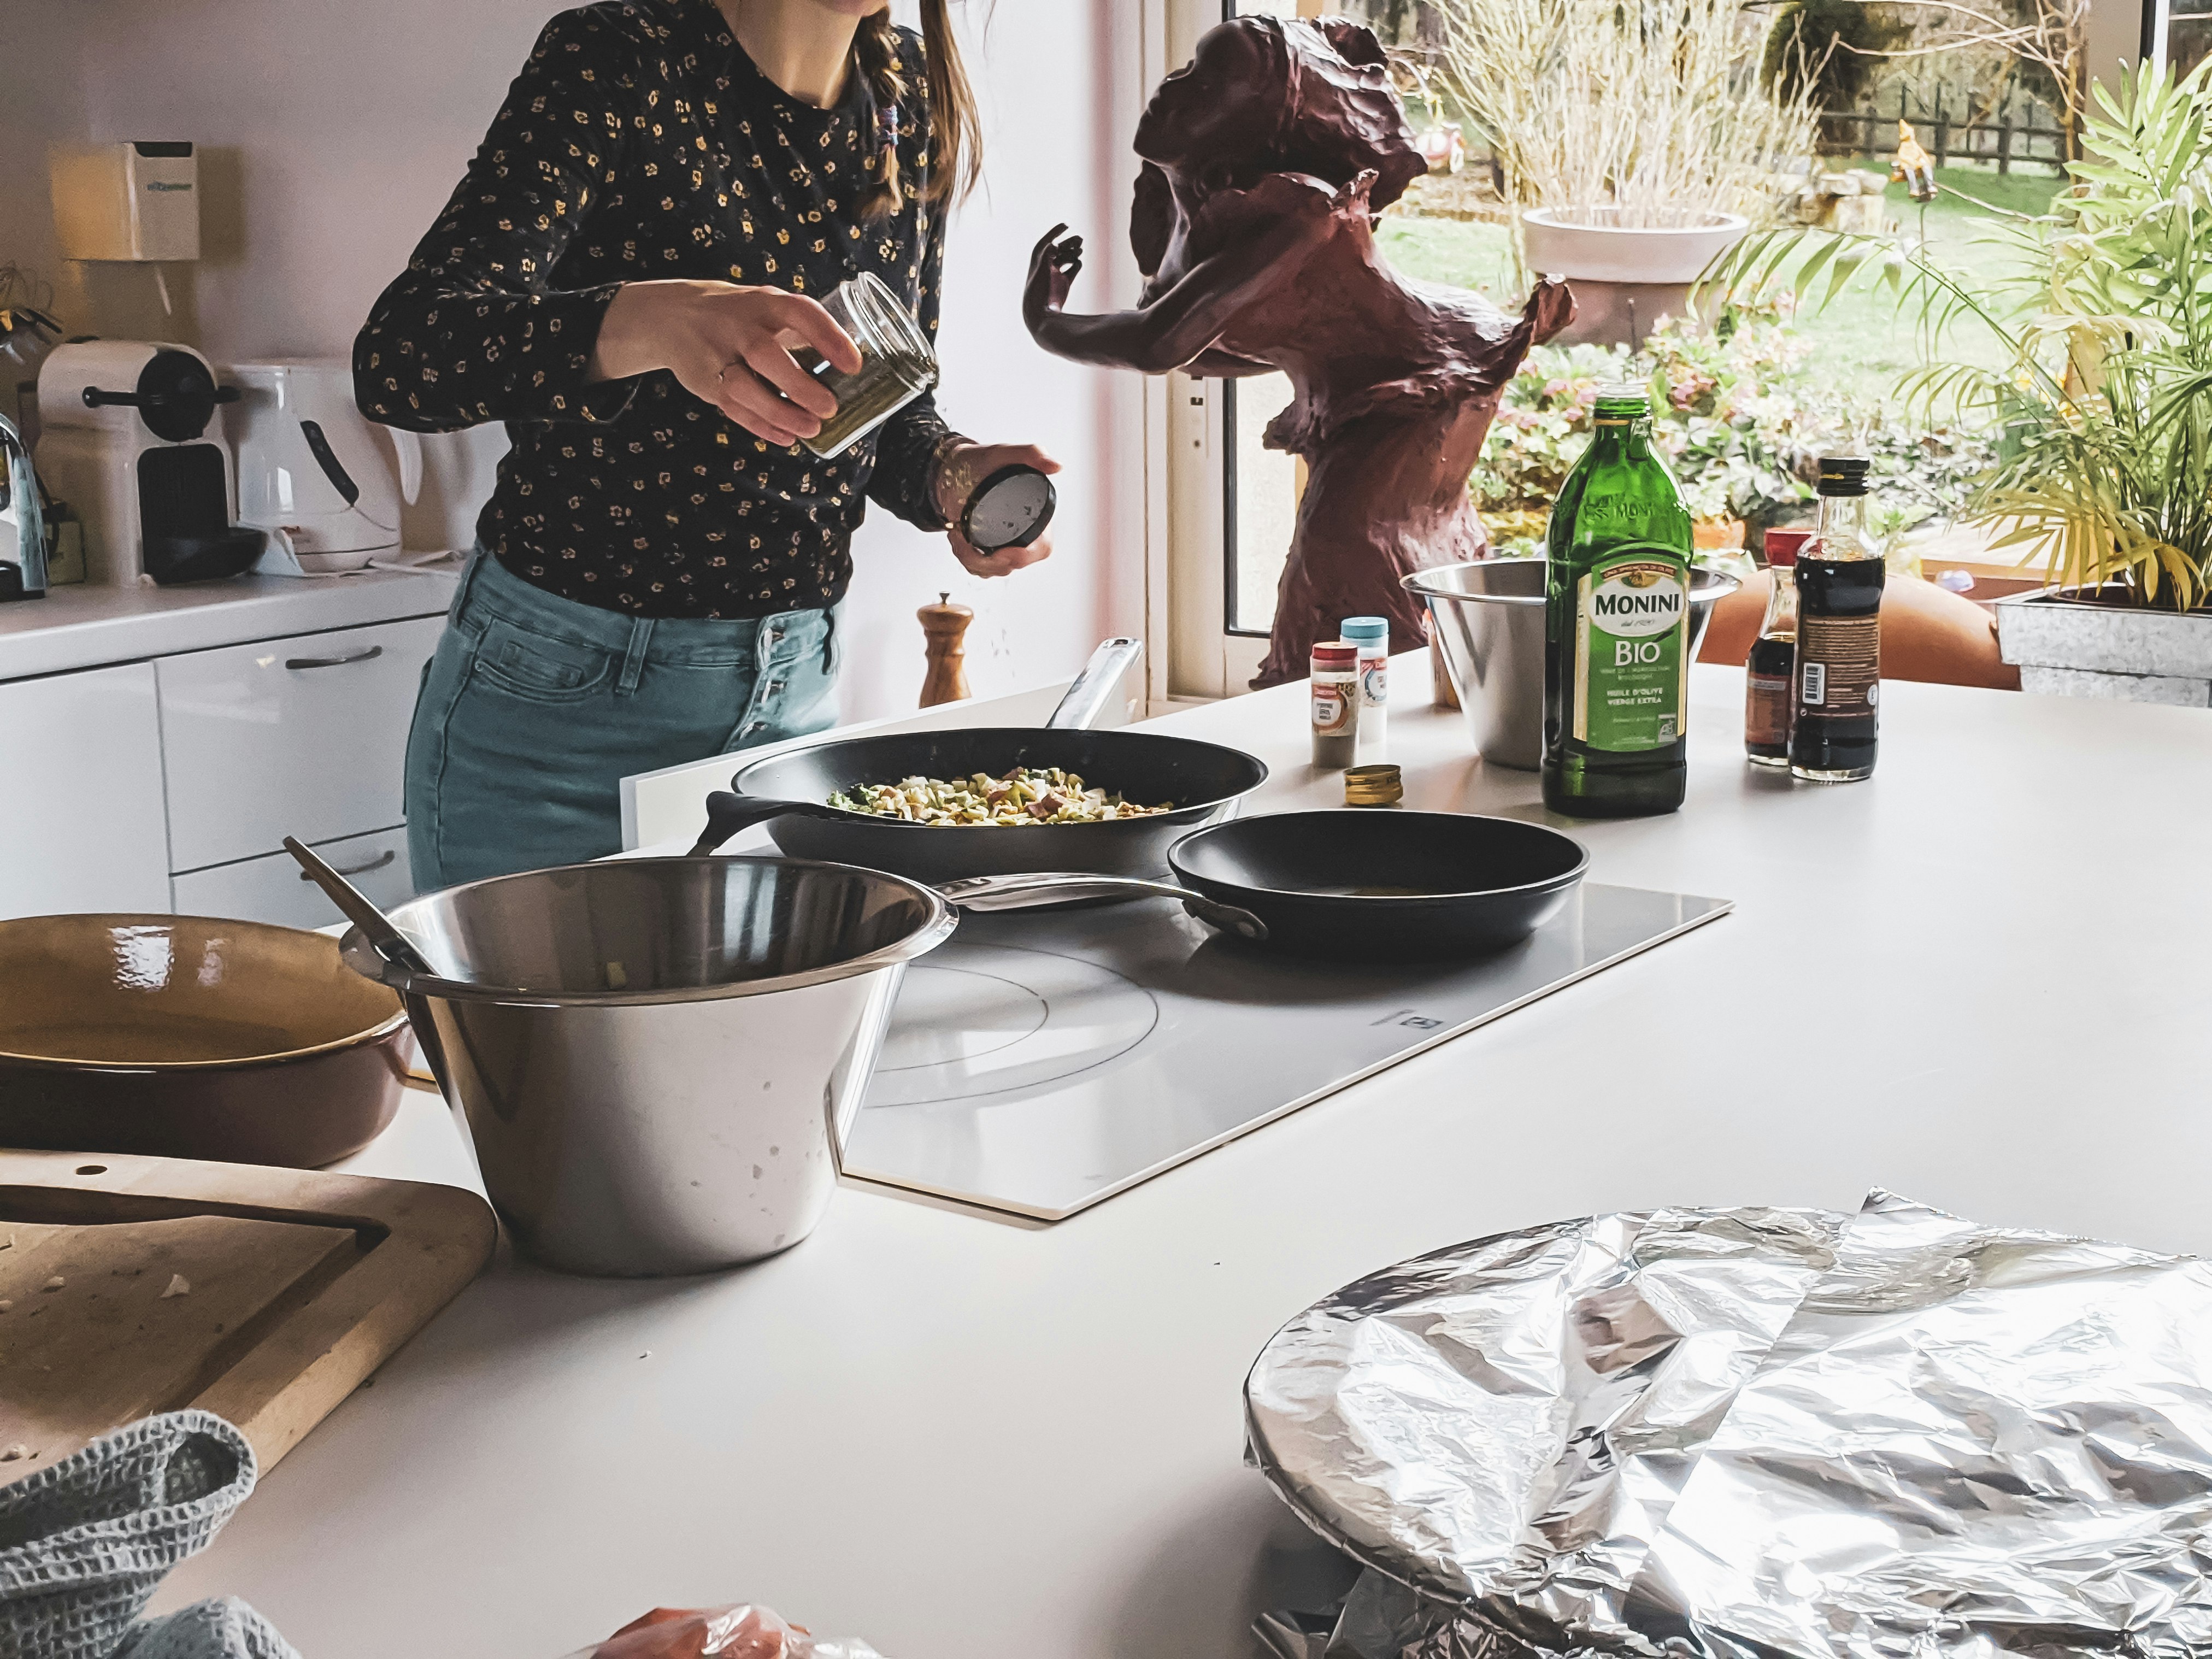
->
[1744, 527, 1807, 768]
[1341, 615, 1389, 763]
[1310, 641, 1358, 768]
[1791, 458, 1884, 783]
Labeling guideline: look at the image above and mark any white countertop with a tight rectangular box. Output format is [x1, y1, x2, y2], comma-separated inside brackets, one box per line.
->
[157, 661, 2212, 1659]
[0, 566, 458, 681]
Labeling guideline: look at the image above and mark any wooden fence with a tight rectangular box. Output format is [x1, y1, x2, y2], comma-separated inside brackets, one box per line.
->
[1817, 89, 2069, 174]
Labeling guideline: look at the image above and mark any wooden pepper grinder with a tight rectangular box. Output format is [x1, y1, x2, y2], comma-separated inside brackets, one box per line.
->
[919, 591, 973, 707]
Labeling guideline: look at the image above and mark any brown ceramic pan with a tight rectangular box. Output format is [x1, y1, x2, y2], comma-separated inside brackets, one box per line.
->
[0, 914, 410, 1167]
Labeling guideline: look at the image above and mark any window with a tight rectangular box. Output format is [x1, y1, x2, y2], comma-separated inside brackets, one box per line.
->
[1162, 0, 2160, 700]
[1222, 376, 1301, 636]
[2153, 0, 2212, 74]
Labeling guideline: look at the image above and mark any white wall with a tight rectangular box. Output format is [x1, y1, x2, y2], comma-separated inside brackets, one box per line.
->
[0, 0, 1150, 723]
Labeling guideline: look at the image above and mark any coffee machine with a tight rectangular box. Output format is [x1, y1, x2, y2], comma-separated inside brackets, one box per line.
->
[36, 341, 264, 585]
[0, 411, 46, 602]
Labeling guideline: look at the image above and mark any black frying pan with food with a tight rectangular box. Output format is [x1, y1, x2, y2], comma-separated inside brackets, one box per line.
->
[938, 810, 1590, 961]
[689, 640, 1270, 885]
[692, 727, 1270, 885]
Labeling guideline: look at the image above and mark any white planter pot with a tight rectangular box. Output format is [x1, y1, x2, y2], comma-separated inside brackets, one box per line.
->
[1521, 208, 1752, 284]
[1993, 586, 2212, 706]
[1521, 209, 1750, 348]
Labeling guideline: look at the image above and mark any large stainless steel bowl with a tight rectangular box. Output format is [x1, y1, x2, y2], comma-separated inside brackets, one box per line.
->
[341, 856, 955, 1277]
[1406, 557, 1740, 770]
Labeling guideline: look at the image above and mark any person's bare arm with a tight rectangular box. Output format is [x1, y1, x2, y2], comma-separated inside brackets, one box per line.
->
[589, 281, 862, 450]
[1023, 172, 1369, 374]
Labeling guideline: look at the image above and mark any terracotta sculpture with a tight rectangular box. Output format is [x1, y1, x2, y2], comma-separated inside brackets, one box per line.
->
[1023, 14, 1572, 687]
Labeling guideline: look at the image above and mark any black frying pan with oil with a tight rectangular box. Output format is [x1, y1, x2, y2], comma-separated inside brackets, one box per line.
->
[940, 811, 1590, 961]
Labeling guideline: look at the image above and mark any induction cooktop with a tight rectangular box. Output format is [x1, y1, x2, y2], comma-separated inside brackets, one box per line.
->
[842, 883, 1730, 1221]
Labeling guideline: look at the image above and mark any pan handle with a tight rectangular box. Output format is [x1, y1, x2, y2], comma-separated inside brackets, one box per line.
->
[1044, 638, 1143, 731]
[936, 871, 1268, 942]
[691, 790, 861, 856]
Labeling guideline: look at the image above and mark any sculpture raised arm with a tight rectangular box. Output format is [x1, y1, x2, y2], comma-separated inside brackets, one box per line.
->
[1023, 15, 1572, 689]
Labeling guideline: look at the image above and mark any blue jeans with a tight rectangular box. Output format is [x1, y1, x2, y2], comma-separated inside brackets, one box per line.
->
[405, 552, 840, 890]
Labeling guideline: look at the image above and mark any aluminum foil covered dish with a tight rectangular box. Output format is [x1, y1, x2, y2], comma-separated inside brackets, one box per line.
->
[1244, 1191, 2212, 1659]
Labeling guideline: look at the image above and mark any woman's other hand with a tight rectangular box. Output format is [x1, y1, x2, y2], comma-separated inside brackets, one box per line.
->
[1023, 225, 1084, 337]
[589, 1602, 804, 1658]
[590, 280, 864, 449]
[936, 440, 1060, 578]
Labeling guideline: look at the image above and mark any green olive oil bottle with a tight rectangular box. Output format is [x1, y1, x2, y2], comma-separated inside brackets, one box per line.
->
[1542, 385, 1696, 818]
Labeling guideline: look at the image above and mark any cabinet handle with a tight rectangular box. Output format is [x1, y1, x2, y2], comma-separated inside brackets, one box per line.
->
[299, 849, 397, 880]
[285, 644, 384, 670]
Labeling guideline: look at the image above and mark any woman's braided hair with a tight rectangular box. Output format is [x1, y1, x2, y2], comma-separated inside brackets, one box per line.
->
[854, 1, 983, 220]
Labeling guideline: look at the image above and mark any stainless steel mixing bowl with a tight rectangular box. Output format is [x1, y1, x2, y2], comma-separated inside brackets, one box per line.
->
[1407, 557, 1740, 769]
[340, 856, 955, 1277]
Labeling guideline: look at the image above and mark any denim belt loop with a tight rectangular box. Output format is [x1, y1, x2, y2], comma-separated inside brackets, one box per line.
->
[616, 616, 654, 697]
[451, 546, 491, 626]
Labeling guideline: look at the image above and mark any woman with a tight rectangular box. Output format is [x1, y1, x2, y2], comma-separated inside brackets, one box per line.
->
[1023, 15, 1568, 687]
[357, 0, 1054, 888]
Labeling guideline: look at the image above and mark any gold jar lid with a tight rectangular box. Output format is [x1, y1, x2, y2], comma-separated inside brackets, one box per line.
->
[1344, 763, 1403, 807]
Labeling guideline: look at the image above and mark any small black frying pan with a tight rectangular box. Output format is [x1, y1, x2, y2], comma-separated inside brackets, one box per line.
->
[940, 810, 1590, 961]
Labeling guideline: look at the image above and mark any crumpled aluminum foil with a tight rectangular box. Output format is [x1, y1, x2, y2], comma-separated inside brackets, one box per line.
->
[1246, 1191, 2212, 1659]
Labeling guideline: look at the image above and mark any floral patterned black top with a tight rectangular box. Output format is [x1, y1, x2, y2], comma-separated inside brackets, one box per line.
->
[354, 0, 959, 619]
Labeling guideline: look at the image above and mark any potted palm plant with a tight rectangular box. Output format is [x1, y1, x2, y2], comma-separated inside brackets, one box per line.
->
[1436, 0, 1815, 346]
[1713, 61, 2212, 703]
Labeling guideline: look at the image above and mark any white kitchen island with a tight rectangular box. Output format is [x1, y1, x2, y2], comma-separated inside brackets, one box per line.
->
[156, 658, 2212, 1659]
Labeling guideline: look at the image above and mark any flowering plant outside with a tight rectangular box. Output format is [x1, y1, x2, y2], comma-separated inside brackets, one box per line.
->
[1474, 304, 1996, 558]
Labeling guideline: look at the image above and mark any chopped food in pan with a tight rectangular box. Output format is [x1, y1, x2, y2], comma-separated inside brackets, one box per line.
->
[827, 767, 1174, 826]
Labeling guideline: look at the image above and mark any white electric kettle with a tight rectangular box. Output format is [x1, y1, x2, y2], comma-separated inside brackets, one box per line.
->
[224, 358, 421, 573]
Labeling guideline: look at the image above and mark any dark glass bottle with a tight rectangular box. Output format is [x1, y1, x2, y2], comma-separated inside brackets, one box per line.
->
[1745, 527, 1807, 767]
[1542, 386, 1695, 818]
[1790, 458, 1884, 782]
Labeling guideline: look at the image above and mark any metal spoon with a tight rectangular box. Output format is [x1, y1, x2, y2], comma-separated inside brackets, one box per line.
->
[284, 836, 437, 975]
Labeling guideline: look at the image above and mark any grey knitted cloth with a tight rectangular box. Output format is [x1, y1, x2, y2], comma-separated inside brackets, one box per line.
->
[111, 1601, 296, 1659]
[0, 1412, 295, 1659]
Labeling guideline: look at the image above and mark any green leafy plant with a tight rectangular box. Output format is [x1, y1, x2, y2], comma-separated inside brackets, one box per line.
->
[1474, 304, 1994, 554]
[1706, 59, 2212, 609]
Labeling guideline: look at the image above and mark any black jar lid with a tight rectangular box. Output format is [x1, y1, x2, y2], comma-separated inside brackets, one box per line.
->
[961, 464, 1057, 554]
[1816, 456, 1872, 496]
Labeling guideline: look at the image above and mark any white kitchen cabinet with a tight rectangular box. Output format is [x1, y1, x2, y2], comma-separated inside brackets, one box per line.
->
[0, 661, 172, 919]
[157, 616, 442, 873]
[172, 826, 412, 931]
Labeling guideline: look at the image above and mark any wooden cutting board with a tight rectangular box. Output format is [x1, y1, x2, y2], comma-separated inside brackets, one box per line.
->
[0, 1148, 496, 1486]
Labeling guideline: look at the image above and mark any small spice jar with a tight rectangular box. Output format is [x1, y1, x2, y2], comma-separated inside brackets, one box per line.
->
[799, 272, 940, 459]
[1341, 616, 1390, 764]
[1311, 641, 1358, 768]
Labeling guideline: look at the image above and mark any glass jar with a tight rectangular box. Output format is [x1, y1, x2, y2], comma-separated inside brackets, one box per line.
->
[1340, 616, 1389, 763]
[1311, 641, 1358, 768]
[798, 271, 939, 459]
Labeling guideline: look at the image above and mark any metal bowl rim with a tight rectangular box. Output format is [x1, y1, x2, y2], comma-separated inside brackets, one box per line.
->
[338, 855, 957, 1007]
[1404, 558, 1743, 607]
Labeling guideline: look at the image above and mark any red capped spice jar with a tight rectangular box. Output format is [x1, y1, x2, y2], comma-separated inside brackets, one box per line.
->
[1311, 641, 1358, 768]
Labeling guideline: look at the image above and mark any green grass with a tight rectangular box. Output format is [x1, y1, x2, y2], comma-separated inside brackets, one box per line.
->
[1379, 163, 2070, 403]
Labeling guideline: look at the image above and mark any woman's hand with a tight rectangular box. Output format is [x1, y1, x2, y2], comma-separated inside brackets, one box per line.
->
[589, 280, 863, 449]
[936, 440, 1060, 578]
[1023, 225, 1084, 340]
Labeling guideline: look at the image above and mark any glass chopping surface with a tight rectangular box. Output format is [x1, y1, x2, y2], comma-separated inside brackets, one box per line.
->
[843, 883, 1729, 1220]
